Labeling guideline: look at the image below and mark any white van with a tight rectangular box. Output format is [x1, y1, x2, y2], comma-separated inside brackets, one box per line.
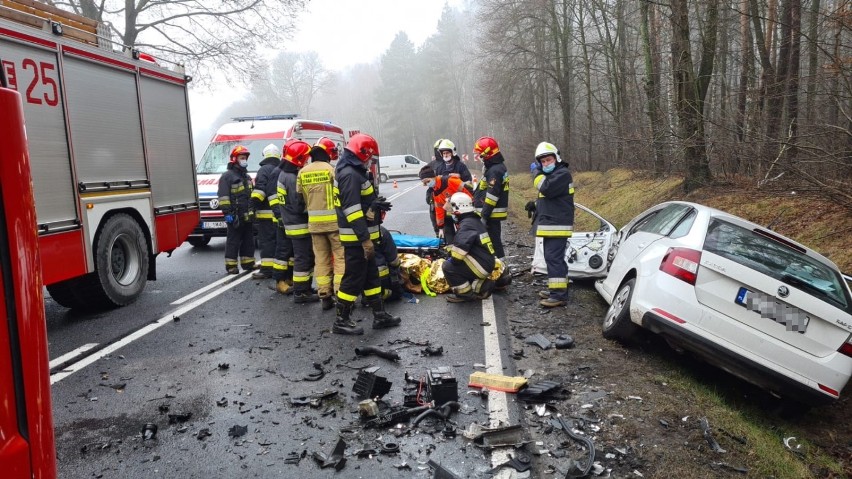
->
[188, 115, 345, 246]
[378, 154, 426, 183]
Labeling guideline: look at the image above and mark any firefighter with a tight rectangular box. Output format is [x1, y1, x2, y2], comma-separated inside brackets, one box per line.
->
[472, 136, 509, 258]
[218, 145, 256, 274]
[442, 192, 497, 302]
[297, 137, 344, 311]
[250, 144, 282, 279]
[529, 142, 575, 308]
[419, 164, 472, 245]
[376, 223, 403, 303]
[427, 139, 471, 236]
[333, 133, 400, 335]
[269, 140, 296, 295]
[276, 140, 318, 303]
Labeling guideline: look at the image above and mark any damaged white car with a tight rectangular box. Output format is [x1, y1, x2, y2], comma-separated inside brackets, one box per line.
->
[532, 203, 617, 279]
[595, 201, 852, 405]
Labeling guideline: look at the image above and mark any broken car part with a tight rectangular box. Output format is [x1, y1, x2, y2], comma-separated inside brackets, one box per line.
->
[167, 412, 192, 424]
[352, 370, 392, 399]
[516, 380, 565, 402]
[700, 417, 727, 453]
[354, 346, 401, 361]
[524, 333, 552, 350]
[427, 459, 463, 479]
[359, 399, 379, 418]
[554, 334, 575, 349]
[487, 452, 532, 474]
[228, 424, 247, 438]
[313, 437, 347, 471]
[412, 401, 461, 427]
[468, 423, 532, 449]
[468, 371, 528, 392]
[421, 345, 444, 356]
[427, 367, 458, 404]
[302, 362, 325, 381]
[362, 405, 431, 429]
[557, 416, 595, 478]
[141, 423, 158, 441]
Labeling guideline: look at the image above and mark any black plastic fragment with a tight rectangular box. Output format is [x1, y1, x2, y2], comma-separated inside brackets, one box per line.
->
[314, 438, 347, 470]
[141, 423, 158, 441]
[517, 380, 564, 402]
[354, 346, 401, 361]
[554, 334, 574, 349]
[228, 424, 247, 438]
[428, 459, 463, 479]
[524, 333, 552, 350]
[196, 428, 211, 440]
[421, 346, 444, 356]
[352, 371, 392, 399]
[303, 362, 325, 381]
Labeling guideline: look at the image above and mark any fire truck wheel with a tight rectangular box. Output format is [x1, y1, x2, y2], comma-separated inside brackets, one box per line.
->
[187, 235, 211, 247]
[90, 213, 150, 307]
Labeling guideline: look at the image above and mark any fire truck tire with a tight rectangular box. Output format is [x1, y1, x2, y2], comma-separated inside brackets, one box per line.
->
[88, 214, 149, 307]
[187, 235, 211, 247]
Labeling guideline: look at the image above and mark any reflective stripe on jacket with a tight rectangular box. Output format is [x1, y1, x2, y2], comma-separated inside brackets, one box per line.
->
[297, 161, 337, 233]
[335, 149, 379, 245]
[277, 166, 310, 238]
[473, 153, 509, 221]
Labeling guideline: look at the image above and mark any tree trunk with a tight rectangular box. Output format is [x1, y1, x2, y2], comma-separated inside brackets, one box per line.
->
[783, 0, 801, 165]
[640, 0, 665, 174]
[577, 1, 595, 170]
[805, 0, 821, 122]
[735, 0, 753, 174]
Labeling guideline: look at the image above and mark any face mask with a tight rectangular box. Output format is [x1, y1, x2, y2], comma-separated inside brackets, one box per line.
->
[542, 163, 556, 174]
[427, 179, 436, 189]
[238, 160, 248, 168]
[442, 153, 453, 162]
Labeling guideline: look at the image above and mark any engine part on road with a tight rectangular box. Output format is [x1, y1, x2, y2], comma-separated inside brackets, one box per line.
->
[468, 371, 528, 392]
[352, 370, 392, 399]
[354, 346, 401, 361]
[426, 367, 458, 404]
[557, 416, 596, 477]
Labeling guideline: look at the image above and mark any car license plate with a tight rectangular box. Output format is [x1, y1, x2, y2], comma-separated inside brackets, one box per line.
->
[735, 287, 809, 333]
[202, 221, 226, 229]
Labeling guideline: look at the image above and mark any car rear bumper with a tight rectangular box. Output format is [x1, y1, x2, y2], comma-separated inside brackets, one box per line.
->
[642, 309, 841, 405]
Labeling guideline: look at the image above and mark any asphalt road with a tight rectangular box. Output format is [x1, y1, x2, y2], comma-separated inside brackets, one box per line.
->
[47, 178, 524, 478]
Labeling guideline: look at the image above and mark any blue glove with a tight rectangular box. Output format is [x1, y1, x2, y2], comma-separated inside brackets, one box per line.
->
[224, 214, 235, 224]
[529, 161, 538, 173]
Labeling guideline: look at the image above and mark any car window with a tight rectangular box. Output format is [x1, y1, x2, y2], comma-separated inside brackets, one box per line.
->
[638, 204, 693, 235]
[196, 140, 273, 174]
[669, 209, 697, 238]
[405, 156, 420, 164]
[704, 219, 852, 313]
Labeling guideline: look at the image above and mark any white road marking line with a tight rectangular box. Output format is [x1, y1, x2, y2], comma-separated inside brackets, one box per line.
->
[49, 343, 98, 369]
[50, 273, 254, 385]
[481, 296, 517, 478]
[385, 183, 420, 202]
[171, 273, 241, 305]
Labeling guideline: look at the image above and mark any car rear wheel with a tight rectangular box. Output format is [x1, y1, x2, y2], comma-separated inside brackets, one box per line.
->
[602, 278, 639, 340]
[379, 173, 388, 183]
[188, 235, 211, 247]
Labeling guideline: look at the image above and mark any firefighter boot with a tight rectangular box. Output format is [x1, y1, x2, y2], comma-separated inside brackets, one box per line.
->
[332, 301, 363, 335]
[226, 264, 239, 275]
[320, 295, 335, 311]
[369, 298, 401, 329]
[294, 288, 320, 304]
[276, 278, 293, 295]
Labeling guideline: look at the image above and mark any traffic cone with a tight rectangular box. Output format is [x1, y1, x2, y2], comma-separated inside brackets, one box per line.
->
[393, 180, 398, 189]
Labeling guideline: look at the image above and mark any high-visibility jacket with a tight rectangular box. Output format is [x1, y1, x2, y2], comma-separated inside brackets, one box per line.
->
[297, 160, 337, 234]
[473, 152, 509, 221]
[250, 156, 280, 221]
[276, 162, 310, 239]
[532, 163, 574, 238]
[447, 213, 496, 278]
[334, 150, 380, 245]
[217, 164, 252, 217]
[431, 175, 472, 228]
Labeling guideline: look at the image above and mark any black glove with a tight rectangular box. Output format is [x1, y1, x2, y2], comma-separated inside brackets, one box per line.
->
[372, 196, 393, 213]
[524, 201, 537, 218]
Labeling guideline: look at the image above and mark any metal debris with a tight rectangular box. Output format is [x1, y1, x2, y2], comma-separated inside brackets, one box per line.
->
[284, 450, 306, 465]
[428, 459, 463, 479]
[700, 417, 726, 453]
[524, 333, 552, 350]
[228, 424, 247, 438]
[312, 437, 347, 471]
[487, 452, 532, 474]
[167, 412, 192, 424]
[141, 423, 158, 441]
[467, 423, 532, 449]
[290, 390, 338, 408]
[421, 346, 444, 356]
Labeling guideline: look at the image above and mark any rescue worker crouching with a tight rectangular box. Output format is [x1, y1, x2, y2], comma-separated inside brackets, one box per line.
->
[442, 193, 497, 302]
[276, 140, 318, 304]
[472, 136, 509, 258]
[218, 145, 256, 274]
[334, 133, 400, 335]
[298, 137, 344, 311]
[529, 142, 575, 308]
[250, 144, 282, 279]
[419, 165, 472, 245]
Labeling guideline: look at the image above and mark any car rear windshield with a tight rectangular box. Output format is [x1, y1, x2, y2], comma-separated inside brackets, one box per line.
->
[704, 219, 852, 314]
[196, 141, 276, 174]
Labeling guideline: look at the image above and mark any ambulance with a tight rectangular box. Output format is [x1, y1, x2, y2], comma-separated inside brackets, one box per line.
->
[188, 115, 346, 246]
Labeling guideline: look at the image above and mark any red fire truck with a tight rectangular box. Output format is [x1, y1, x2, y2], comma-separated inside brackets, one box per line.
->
[0, 0, 199, 309]
[0, 54, 56, 479]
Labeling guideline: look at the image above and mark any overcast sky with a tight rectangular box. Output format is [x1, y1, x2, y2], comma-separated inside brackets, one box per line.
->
[188, 0, 464, 131]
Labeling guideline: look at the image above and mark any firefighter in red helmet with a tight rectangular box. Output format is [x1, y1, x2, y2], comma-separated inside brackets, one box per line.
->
[332, 133, 399, 335]
[472, 136, 509, 258]
[276, 140, 318, 303]
[217, 145, 256, 274]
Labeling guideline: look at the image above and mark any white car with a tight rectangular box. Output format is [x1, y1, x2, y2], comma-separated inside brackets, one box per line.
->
[595, 201, 852, 405]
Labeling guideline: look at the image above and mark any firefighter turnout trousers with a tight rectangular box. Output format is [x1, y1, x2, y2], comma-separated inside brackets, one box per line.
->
[256, 219, 277, 275]
[291, 236, 315, 294]
[312, 231, 344, 298]
[226, 222, 255, 271]
[443, 258, 489, 295]
[486, 220, 504, 258]
[337, 244, 381, 305]
[543, 237, 569, 300]
[273, 228, 294, 283]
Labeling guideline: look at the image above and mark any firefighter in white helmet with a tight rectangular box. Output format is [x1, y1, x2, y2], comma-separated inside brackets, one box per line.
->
[250, 144, 282, 279]
[442, 192, 497, 302]
[528, 142, 574, 307]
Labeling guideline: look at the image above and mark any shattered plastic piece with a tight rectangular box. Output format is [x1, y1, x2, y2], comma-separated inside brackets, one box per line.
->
[141, 423, 158, 441]
[487, 452, 532, 474]
[554, 334, 575, 349]
[428, 459, 463, 479]
[590, 462, 606, 475]
[535, 404, 549, 417]
[303, 363, 325, 381]
[291, 390, 338, 408]
[524, 333, 552, 350]
[196, 428, 211, 440]
[517, 380, 565, 402]
[783, 436, 805, 457]
[394, 462, 412, 470]
[627, 395, 643, 401]
[421, 346, 444, 356]
[352, 371, 392, 399]
[363, 405, 431, 429]
[471, 424, 532, 449]
[216, 397, 228, 407]
[700, 417, 726, 453]
[283, 450, 305, 465]
[228, 424, 247, 438]
[659, 419, 669, 428]
[167, 412, 192, 424]
[314, 438, 347, 470]
[218, 363, 230, 370]
[355, 346, 400, 361]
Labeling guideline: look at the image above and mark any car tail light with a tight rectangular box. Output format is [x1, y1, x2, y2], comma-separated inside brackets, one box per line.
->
[839, 337, 852, 358]
[660, 247, 702, 285]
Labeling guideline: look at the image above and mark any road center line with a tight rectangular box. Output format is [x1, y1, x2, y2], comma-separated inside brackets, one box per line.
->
[171, 271, 244, 305]
[48, 343, 98, 369]
[51, 273, 254, 385]
[481, 296, 517, 478]
[385, 182, 420, 202]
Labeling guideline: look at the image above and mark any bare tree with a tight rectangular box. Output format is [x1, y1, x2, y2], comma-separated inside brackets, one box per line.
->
[251, 51, 332, 118]
[49, 0, 307, 83]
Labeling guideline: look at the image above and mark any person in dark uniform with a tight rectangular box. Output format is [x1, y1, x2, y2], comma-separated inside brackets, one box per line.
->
[218, 145, 255, 274]
[250, 144, 281, 279]
[442, 192, 497, 303]
[472, 136, 509, 258]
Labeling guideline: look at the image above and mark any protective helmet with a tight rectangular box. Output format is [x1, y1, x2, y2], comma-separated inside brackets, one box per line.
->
[450, 192, 475, 216]
[262, 143, 281, 160]
[534, 142, 561, 163]
[473, 136, 500, 161]
[314, 137, 339, 161]
[346, 133, 379, 162]
[437, 139, 456, 154]
[283, 140, 312, 168]
[229, 145, 250, 164]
